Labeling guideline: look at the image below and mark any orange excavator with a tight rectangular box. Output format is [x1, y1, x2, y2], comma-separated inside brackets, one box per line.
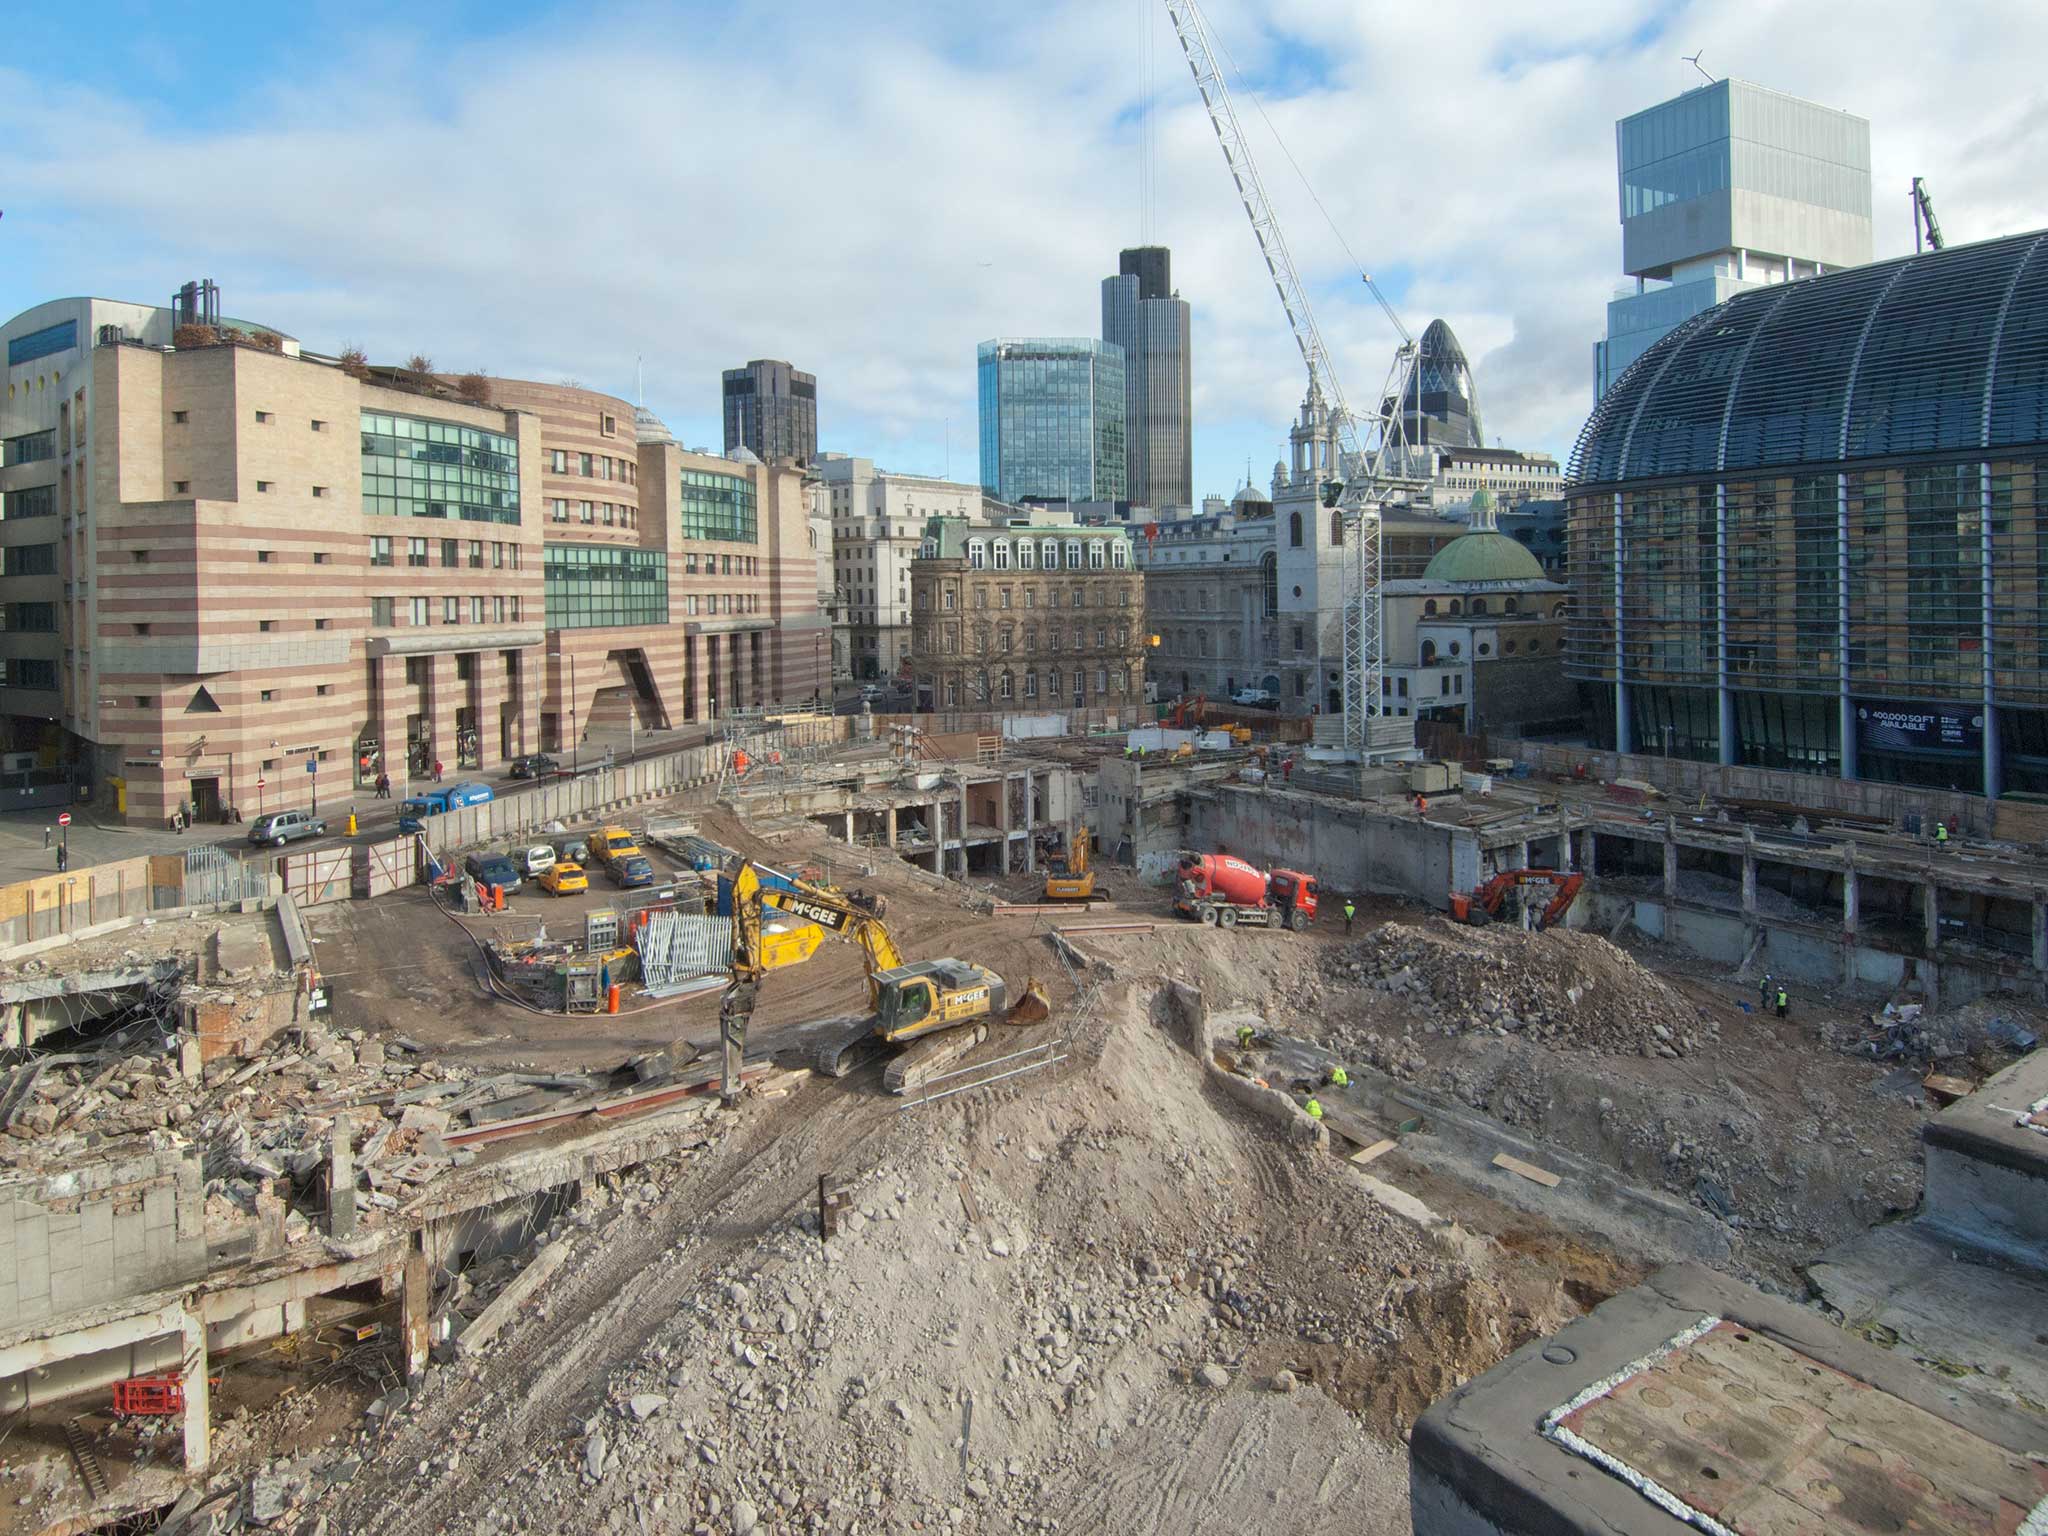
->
[1166, 692, 1206, 729]
[1449, 869, 1584, 930]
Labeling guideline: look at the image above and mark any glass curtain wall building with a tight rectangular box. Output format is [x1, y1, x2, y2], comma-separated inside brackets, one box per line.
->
[1565, 228, 2048, 796]
[1100, 247, 1193, 509]
[976, 339, 1126, 505]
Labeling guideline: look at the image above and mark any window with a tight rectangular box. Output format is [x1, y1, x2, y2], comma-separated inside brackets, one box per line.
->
[942, 590, 955, 610]
[470, 597, 485, 625]
[967, 539, 986, 570]
[678, 468, 758, 542]
[444, 597, 460, 624]
[6, 543, 58, 576]
[316, 684, 332, 696]
[1289, 512, 1303, 548]
[171, 411, 189, 425]
[256, 480, 272, 492]
[543, 543, 668, 629]
[311, 419, 327, 432]
[468, 539, 483, 569]
[1111, 542, 1128, 569]
[133, 622, 150, 635]
[312, 485, 328, 498]
[1019, 541, 1036, 570]
[441, 538, 459, 567]
[408, 537, 429, 567]
[255, 410, 273, 424]
[1292, 624, 1304, 653]
[411, 597, 429, 626]
[580, 500, 594, 523]
[579, 453, 594, 476]
[360, 410, 520, 524]
[258, 550, 273, 564]
[1424, 599, 1437, 616]
[1331, 512, 1344, 546]
[371, 597, 394, 627]
[173, 480, 190, 495]
[260, 689, 276, 702]
[552, 498, 568, 522]
[131, 550, 150, 563]
[1064, 540, 1082, 570]
[509, 596, 520, 622]
[601, 413, 617, 437]
[1042, 539, 1060, 570]
[1087, 541, 1106, 570]
[258, 619, 275, 632]
[551, 449, 567, 474]
[494, 595, 506, 624]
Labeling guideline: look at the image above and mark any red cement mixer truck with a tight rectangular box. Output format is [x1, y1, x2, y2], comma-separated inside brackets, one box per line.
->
[1173, 852, 1320, 932]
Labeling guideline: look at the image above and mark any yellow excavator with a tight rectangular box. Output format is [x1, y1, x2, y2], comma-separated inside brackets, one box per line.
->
[1042, 825, 1101, 902]
[717, 857, 1049, 1100]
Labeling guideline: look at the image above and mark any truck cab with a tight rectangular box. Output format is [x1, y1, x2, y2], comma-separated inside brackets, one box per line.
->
[1267, 869, 1319, 931]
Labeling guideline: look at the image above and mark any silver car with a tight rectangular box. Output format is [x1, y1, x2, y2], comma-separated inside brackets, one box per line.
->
[249, 809, 327, 847]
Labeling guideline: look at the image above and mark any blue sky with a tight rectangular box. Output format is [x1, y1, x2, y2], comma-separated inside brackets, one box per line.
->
[5, 0, 2046, 501]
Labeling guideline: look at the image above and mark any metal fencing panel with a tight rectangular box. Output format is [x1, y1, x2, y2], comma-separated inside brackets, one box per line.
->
[637, 911, 732, 997]
[280, 847, 352, 907]
[184, 846, 266, 909]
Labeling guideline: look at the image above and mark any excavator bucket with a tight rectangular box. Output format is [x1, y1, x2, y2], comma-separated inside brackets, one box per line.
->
[1002, 978, 1052, 1026]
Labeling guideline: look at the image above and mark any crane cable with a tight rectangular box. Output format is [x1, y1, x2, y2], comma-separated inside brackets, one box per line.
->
[1202, 9, 1413, 348]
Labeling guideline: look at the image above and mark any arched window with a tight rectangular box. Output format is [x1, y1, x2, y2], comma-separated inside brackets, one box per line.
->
[1424, 599, 1438, 616]
[1504, 596, 1518, 615]
[1198, 631, 1210, 656]
[991, 540, 1011, 570]
[1330, 512, 1344, 546]
[1448, 599, 1463, 615]
[1552, 602, 1568, 618]
[966, 539, 986, 570]
[1087, 541, 1106, 570]
[1260, 552, 1278, 618]
[999, 669, 1014, 699]
[1041, 539, 1060, 570]
[1471, 597, 1488, 615]
[1048, 667, 1062, 697]
[1289, 511, 1303, 548]
[1019, 540, 1035, 570]
[975, 669, 991, 701]
[1421, 640, 1437, 663]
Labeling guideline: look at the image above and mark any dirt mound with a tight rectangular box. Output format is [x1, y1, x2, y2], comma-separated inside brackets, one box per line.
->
[1330, 920, 1717, 1056]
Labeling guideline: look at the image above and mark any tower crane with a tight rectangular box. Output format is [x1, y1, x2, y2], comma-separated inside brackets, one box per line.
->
[1162, 0, 1428, 760]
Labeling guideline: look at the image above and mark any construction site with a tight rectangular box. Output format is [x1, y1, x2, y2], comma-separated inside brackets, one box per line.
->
[0, 697, 2041, 1535]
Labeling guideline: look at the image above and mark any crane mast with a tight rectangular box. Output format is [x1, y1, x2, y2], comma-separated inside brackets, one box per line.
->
[1162, 0, 1423, 760]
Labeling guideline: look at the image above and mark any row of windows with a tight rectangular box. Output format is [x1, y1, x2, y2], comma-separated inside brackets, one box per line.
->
[370, 536, 524, 571]
[361, 411, 520, 524]
[4, 544, 56, 577]
[936, 666, 1133, 706]
[2, 602, 56, 633]
[543, 544, 668, 630]
[4, 430, 55, 466]
[919, 584, 1131, 612]
[918, 623, 1132, 656]
[679, 470, 757, 543]
[955, 537, 1128, 571]
[5, 657, 56, 690]
[549, 498, 638, 529]
[547, 449, 635, 486]
[369, 595, 525, 628]
[3, 485, 56, 520]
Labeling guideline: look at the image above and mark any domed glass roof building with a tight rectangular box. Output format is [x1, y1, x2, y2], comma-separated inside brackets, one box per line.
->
[1565, 228, 2048, 794]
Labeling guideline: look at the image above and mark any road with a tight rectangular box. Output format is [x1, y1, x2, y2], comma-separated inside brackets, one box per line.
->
[0, 721, 730, 886]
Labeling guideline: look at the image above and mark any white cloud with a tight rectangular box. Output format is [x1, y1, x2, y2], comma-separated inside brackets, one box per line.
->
[4, 0, 2045, 496]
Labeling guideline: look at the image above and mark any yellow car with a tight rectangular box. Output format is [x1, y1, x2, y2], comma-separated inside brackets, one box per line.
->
[539, 861, 589, 896]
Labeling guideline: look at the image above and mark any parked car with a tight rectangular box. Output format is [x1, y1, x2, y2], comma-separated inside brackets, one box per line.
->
[538, 861, 588, 896]
[250, 810, 326, 847]
[515, 844, 557, 877]
[609, 853, 655, 889]
[507, 754, 559, 780]
[589, 825, 642, 875]
[552, 833, 591, 864]
[463, 852, 524, 892]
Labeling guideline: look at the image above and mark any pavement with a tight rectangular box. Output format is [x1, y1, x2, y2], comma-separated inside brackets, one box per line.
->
[0, 721, 730, 886]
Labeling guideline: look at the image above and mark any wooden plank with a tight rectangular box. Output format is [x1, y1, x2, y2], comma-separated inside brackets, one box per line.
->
[1349, 1138, 1397, 1166]
[957, 1174, 982, 1227]
[1491, 1152, 1561, 1188]
[1921, 1073, 1976, 1107]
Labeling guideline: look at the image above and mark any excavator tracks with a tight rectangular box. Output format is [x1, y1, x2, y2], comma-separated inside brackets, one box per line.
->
[883, 1022, 990, 1095]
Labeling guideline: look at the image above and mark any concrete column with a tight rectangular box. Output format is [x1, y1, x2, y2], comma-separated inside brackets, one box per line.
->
[1923, 879, 1941, 956]
[999, 773, 1014, 875]
[885, 806, 898, 848]
[843, 810, 855, 846]
[1580, 828, 1597, 877]
[329, 1124, 356, 1239]
[928, 799, 944, 875]
[956, 780, 970, 880]
[403, 1245, 432, 1384]
[1843, 862, 1860, 937]
[2032, 901, 2046, 973]
[1662, 822, 1678, 901]
[180, 1306, 210, 1476]
[427, 653, 461, 777]
[1513, 839, 1530, 872]
[1741, 828, 1758, 916]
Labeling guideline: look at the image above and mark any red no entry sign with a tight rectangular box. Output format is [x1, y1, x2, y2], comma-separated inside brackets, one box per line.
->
[57, 812, 71, 827]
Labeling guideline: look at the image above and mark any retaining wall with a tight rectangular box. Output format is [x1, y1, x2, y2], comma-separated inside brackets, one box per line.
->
[1185, 784, 1479, 910]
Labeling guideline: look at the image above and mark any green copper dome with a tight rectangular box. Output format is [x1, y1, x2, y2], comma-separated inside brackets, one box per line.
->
[1422, 530, 1546, 585]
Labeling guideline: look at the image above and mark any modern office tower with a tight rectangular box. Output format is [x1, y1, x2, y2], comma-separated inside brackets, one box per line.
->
[975, 339, 1126, 505]
[1100, 246, 1192, 509]
[721, 358, 817, 465]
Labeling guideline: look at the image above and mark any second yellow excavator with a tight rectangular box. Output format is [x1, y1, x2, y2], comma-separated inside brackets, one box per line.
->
[1042, 825, 1101, 902]
[717, 857, 1049, 1099]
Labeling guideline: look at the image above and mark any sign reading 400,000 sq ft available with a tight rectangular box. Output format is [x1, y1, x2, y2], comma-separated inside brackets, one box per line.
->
[1853, 703, 1984, 753]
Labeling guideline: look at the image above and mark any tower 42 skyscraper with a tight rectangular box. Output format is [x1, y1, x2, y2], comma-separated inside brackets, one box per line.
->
[1100, 246, 1192, 510]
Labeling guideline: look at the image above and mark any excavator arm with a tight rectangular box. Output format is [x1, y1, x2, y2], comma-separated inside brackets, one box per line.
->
[718, 859, 910, 1102]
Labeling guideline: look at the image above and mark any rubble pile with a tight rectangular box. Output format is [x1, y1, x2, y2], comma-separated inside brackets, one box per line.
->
[1328, 921, 1717, 1056]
